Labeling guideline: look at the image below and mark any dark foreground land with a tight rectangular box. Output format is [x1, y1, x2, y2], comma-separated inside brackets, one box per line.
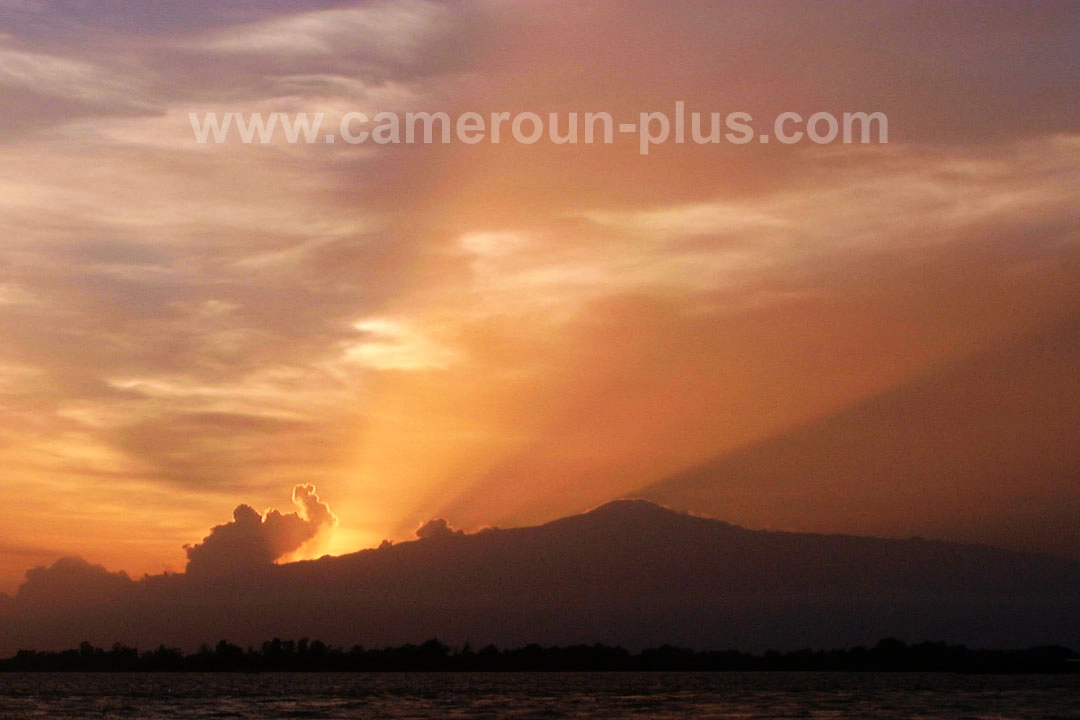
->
[2, 638, 1077, 673]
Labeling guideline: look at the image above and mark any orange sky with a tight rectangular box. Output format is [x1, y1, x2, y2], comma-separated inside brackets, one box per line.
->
[0, 1, 1078, 595]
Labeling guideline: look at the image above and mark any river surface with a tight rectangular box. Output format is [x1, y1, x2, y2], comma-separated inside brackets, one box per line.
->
[1, 671, 1078, 719]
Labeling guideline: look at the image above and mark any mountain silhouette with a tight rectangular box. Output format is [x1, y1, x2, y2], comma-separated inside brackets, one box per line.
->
[3, 500, 1080, 655]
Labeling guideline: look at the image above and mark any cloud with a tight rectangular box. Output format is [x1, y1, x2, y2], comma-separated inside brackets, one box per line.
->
[415, 517, 463, 540]
[0, 47, 126, 103]
[0, 46, 156, 125]
[345, 318, 460, 371]
[16, 556, 133, 607]
[190, 1, 445, 61]
[184, 484, 337, 577]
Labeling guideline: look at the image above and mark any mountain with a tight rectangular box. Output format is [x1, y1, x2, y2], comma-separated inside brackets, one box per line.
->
[2, 500, 1080, 655]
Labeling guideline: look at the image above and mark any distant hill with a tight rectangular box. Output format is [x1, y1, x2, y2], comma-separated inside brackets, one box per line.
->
[3, 500, 1080, 654]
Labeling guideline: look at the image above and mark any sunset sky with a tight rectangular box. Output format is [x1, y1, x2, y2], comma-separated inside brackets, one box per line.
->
[1, 1, 1078, 596]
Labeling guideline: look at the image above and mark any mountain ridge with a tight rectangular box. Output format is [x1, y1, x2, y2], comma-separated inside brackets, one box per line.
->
[2, 499, 1079, 655]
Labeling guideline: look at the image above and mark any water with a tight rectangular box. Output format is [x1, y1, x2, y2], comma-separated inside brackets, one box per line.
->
[0, 672, 1078, 719]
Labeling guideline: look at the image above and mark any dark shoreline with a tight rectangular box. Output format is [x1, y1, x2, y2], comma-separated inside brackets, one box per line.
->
[2, 638, 1077, 674]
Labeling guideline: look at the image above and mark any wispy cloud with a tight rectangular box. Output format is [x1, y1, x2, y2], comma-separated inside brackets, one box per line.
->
[190, 1, 447, 61]
[0, 45, 152, 108]
[345, 318, 460, 371]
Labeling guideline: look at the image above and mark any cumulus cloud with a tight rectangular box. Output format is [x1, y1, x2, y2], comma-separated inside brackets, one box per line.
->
[415, 517, 463, 540]
[184, 484, 337, 577]
[16, 556, 133, 606]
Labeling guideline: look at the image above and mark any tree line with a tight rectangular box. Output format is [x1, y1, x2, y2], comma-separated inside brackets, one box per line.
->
[1, 637, 1077, 673]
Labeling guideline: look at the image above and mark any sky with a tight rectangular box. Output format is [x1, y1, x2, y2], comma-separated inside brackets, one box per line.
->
[0, 0, 1078, 596]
